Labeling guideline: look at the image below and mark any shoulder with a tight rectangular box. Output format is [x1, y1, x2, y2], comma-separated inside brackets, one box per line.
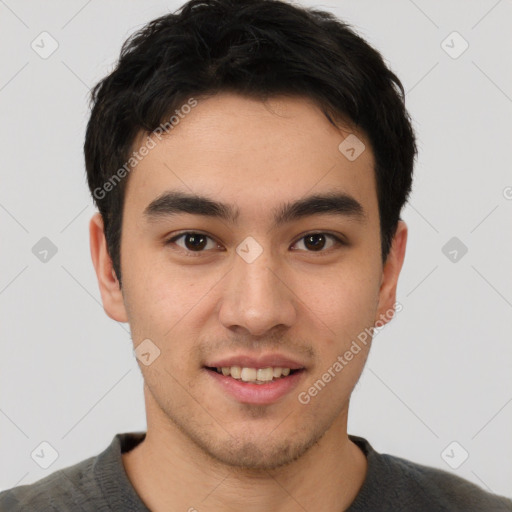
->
[349, 435, 512, 512]
[0, 454, 104, 512]
[0, 432, 145, 512]
[383, 452, 512, 511]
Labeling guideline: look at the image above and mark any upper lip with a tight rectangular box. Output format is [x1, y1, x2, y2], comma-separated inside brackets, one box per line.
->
[205, 354, 306, 370]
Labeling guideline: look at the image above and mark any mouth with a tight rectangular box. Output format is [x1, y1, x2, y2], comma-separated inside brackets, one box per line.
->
[205, 365, 304, 384]
[203, 365, 306, 405]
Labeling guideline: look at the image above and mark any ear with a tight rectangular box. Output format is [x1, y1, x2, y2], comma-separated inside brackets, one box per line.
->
[89, 212, 128, 323]
[374, 220, 408, 327]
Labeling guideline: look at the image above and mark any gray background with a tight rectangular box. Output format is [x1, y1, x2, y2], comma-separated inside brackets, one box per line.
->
[1, 0, 511, 500]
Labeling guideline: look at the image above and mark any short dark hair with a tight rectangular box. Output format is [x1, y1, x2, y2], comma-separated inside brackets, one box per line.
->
[84, 0, 416, 285]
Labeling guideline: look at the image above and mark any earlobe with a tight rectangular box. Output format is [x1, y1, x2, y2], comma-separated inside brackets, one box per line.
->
[374, 220, 408, 327]
[89, 212, 128, 323]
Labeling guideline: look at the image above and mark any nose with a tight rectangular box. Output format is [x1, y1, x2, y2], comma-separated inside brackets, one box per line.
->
[218, 247, 297, 337]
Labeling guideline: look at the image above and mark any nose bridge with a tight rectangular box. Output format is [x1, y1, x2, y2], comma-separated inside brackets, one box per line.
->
[218, 242, 296, 335]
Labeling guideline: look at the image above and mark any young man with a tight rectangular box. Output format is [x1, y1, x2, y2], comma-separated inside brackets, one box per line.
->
[1, 0, 510, 510]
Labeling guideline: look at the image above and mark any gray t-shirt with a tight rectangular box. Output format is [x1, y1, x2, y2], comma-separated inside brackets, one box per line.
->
[1, 432, 511, 511]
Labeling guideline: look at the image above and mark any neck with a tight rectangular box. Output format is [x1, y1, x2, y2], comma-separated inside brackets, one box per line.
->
[122, 391, 367, 511]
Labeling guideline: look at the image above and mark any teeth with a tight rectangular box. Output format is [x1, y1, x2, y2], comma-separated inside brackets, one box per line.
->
[231, 366, 241, 379]
[256, 368, 274, 382]
[214, 366, 296, 383]
[241, 367, 257, 382]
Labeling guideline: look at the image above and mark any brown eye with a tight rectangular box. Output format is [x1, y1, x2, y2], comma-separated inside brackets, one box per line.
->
[304, 234, 327, 251]
[292, 233, 343, 252]
[182, 233, 208, 251]
[166, 232, 218, 253]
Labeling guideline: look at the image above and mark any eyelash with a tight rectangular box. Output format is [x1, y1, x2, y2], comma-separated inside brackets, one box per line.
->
[164, 231, 346, 256]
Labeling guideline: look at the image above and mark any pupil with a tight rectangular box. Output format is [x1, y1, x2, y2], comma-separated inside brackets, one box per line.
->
[305, 234, 325, 251]
[183, 234, 327, 252]
[185, 234, 207, 251]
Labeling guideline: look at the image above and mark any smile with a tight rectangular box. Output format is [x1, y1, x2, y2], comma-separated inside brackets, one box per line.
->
[204, 366, 306, 404]
[207, 366, 301, 384]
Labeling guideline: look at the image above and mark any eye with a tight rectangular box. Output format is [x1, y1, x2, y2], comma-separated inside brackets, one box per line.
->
[291, 233, 345, 252]
[166, 232, 220, 254]
[165, 231, 346, 256]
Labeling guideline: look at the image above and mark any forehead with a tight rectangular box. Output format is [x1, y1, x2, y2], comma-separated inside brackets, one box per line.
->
[124, 92, 378, 224]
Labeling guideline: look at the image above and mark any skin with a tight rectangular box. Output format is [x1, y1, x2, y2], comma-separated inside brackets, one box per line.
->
[90, 92, 407, 511]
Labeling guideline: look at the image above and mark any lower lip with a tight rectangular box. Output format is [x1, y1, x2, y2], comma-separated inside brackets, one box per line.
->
[204, 368, 305, 405]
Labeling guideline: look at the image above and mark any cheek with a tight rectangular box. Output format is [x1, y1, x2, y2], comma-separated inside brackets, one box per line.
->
[121, 230, 183, 330]
[121, 253, 222, 366]
[122, 277, 206, 386]
[295, 265, 379, 405]
[296, 257, 381, 343]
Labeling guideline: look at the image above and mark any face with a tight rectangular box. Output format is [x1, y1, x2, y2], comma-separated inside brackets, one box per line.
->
[91, 92, 406, 470]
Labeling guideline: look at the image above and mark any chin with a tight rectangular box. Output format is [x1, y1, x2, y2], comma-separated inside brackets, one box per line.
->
[192, 426, 325, 471]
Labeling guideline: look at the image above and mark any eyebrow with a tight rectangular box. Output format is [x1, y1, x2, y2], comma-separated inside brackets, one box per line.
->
[143, 190, 366, 227]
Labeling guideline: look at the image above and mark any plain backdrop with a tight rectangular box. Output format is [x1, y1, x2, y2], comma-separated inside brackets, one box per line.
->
[1, 0, 511, 500]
